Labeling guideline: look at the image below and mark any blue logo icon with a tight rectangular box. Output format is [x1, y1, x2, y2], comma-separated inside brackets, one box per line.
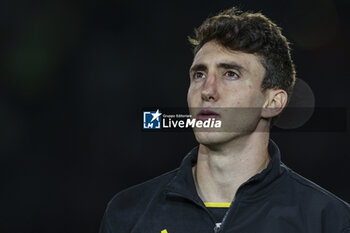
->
[143, 109, 162, 129]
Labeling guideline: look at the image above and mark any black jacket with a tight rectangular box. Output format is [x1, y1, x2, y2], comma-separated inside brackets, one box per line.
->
[100, 140, 350, 233]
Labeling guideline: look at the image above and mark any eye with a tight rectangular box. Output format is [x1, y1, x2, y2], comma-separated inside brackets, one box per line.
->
[192, 72, 206, 80]
[224, 70, 239, 80]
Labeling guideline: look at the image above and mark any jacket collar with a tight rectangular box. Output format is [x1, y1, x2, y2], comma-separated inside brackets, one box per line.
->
[165, 139, 285, 202]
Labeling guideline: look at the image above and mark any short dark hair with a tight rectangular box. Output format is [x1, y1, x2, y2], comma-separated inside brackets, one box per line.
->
[188, 7, 296, 124]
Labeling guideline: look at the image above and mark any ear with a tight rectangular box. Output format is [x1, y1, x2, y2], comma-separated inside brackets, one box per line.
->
[261, 89, 288, 119]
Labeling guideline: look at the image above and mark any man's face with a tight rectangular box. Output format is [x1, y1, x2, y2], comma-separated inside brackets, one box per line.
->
[187, 40, 267, 146]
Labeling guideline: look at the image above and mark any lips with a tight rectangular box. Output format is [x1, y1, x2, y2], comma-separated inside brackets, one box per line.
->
[196, 109, 221, 121]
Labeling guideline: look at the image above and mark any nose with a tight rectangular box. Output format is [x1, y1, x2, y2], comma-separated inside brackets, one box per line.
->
[201, 73, 219, 102]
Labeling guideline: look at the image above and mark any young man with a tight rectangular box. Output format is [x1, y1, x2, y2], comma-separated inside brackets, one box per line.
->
[99, 7, 350, 233]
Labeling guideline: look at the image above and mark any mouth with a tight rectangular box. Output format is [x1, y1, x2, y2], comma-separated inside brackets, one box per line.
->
[196, 109, 221, 121]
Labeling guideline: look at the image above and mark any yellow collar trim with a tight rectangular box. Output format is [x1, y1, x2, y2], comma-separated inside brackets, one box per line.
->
[204, 202, 231, 208]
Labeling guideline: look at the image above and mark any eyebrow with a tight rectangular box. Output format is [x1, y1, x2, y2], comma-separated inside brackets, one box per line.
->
[189, 64, 207, 73]
[217, 62, 247, 73]
[189, 62, 247, 74]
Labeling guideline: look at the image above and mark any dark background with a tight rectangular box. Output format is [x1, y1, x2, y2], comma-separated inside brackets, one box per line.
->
[2, 0, 350, 232]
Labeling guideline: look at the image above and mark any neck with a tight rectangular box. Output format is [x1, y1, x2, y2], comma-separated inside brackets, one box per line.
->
[193, 131, 271, 203]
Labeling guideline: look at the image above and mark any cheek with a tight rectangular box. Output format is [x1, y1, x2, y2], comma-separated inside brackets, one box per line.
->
[222, 85, 244, 104]
[187, 87, 195, 105]
[226, 86, 263, 107]
[187, 84, 201, 99]
[246, 89, 265, 107]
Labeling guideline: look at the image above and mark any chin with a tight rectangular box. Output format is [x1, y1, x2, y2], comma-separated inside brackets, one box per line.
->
[194, 131, 241, 147]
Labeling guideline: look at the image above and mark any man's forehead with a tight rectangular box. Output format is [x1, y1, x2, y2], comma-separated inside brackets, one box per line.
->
[191, 41, 262, 71]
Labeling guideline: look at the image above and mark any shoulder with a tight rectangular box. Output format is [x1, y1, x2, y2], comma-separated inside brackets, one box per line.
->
[108, 168, 177, 209]
[100, 168, 178, 231]
[284, 165, 349, 207]
[282, 164, 350, 228]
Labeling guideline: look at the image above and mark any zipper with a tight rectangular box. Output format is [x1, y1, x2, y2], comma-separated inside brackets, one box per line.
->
[167, 166, 267, 232]
[213, 175, 259, 232]
[168, 188, 238, 233]
[213, 196, 236, 233]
